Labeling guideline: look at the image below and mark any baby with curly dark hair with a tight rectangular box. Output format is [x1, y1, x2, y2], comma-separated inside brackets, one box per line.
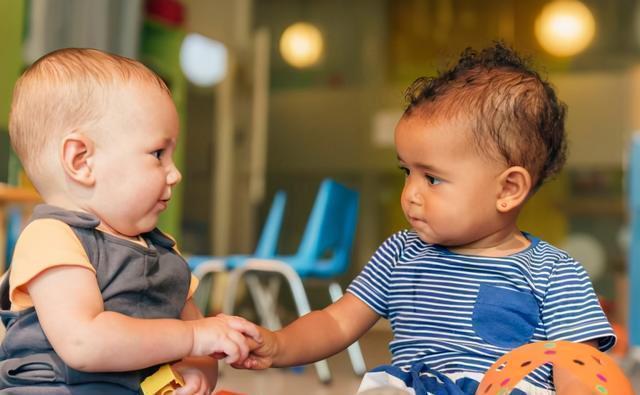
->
[234, 42, 615, 394]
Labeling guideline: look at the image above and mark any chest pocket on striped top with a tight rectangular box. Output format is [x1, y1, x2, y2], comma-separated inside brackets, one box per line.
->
[471, 284, 540, 348]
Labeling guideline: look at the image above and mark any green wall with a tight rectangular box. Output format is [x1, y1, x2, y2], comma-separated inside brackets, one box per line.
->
[0, 0, 24, 129]
[0, 0, 25, 184]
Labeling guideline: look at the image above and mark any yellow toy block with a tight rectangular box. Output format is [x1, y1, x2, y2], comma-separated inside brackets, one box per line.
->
[141, 364, 185, 395]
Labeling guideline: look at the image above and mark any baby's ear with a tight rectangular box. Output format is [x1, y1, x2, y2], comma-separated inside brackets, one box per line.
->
[61, 132, 95, 186]
[496, 166, 532, 213]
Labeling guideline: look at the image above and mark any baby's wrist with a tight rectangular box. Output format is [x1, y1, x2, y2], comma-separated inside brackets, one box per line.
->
[270, 330, 285, 366]
[185, 320, 198, 356]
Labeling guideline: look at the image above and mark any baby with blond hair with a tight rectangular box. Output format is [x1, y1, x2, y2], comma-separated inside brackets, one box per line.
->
[0, 48, 260, 395]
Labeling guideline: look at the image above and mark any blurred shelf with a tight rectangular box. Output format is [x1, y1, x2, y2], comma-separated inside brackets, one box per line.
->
[0, 184, 41, 204]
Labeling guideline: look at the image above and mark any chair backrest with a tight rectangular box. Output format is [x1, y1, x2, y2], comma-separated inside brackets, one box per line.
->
[254, 190, 287, 257]
[294, 179, 359, 276]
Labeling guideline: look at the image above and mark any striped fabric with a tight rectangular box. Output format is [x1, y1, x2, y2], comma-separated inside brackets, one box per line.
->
[347, 230, 615, 391]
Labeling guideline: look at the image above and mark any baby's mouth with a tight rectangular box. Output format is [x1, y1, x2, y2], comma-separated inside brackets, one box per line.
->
[157, 199, 170, 210]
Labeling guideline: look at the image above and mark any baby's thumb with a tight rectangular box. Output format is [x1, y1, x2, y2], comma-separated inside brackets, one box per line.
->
[211, 352, 227, 360]
[173, 382, 196, 395]
[246, 336, 262, 350]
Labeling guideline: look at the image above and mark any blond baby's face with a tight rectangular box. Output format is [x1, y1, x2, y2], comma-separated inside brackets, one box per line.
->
[88, 82, 181, 237]
[395, 114, 507, 248]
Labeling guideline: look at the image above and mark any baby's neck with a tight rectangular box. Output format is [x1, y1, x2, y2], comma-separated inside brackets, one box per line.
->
[43, 195, 147, 247]
[96, 223, 147, 247]
[447, 227, 531, 257]
[43, 193, 82, 212]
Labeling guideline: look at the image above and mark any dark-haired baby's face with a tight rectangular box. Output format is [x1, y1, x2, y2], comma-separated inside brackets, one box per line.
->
[395, 114, 508, 249]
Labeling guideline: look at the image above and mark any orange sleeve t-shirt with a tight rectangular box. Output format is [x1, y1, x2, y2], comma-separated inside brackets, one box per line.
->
[9, 219, 199, 311]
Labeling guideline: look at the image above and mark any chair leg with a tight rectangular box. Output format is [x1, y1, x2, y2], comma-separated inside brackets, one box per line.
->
[222, 264, 247, 315]
[245, 274, 282, 330]
[228, 260, 332, 384]
[329, 282, 367, 376]
[222, 267, 282, 331]
[276, 264, 331, 384]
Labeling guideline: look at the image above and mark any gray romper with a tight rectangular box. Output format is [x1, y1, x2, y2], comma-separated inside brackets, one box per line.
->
[0, 205, 192, 394]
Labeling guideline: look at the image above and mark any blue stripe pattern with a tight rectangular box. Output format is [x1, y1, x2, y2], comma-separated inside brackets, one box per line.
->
[347, 230, 615, 391]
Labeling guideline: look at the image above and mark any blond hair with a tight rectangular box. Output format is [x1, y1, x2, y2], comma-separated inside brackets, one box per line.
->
[8, 48, 169, 193]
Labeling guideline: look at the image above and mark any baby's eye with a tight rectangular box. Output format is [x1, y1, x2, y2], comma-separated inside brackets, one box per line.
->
[398, 166, 409, 176]
[426, 175, 442, 185]
[151, 149, 164, 160]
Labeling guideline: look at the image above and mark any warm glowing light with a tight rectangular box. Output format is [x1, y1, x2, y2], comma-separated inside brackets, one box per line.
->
[279, 22, 323, 68]
[535, 1, 596, 57]
[180, 33, 228, 87]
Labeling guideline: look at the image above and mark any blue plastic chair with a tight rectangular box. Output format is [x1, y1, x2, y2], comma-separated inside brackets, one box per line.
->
[222, 178, 365, 383]
[186, 190, 287, 313]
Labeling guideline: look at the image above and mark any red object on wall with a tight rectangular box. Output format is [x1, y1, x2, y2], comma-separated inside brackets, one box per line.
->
[145, 0, 184, 26]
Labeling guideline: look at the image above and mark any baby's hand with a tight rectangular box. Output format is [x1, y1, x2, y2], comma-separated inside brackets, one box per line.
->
[231, 326, 278, 370]
[172, 364, 210, 395]
[189, 314, 261, 364]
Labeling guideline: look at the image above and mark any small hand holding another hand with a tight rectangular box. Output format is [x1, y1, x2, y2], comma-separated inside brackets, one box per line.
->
[230, 326, 278, 370]
[190, 314, 261, 364]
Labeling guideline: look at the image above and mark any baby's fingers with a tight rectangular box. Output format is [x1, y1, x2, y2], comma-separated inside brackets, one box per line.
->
[173, 381, 197, 395]
[225, 330, 250, 362]
[215, 331, 250, 364]
[172, 366, 208, 395]
[217, 340, 240, 364]
[217, 314, 262, 342]
[243, 355, 272, 370]
[245, 336, 262, 351]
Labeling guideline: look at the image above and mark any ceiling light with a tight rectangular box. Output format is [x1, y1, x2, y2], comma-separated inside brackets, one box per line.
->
[279, 22, 323, 68]
[535, 1, 596, 57]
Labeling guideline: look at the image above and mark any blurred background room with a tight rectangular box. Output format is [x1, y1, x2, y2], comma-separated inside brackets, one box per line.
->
[1, 0, 640, 393]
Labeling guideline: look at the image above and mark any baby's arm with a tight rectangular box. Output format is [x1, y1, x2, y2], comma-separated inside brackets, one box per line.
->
[242, 293, 379, 369]
[28, 265, 260, 372]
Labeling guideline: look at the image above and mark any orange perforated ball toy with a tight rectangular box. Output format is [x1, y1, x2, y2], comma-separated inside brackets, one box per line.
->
[477, 341, 632, 395]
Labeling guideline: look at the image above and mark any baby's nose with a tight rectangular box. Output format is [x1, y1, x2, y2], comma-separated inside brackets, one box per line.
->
[167, 166, 182, 185]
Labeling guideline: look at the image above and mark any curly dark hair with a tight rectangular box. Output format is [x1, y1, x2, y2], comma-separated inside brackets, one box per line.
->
[403, 42, 567, 191]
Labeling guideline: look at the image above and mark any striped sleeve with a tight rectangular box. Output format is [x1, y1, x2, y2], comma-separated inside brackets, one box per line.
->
[540, 255, 616, 351]
[347, 230, 407, 318]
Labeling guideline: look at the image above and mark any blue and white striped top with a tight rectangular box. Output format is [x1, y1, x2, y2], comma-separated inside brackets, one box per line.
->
[347, 230, 615, 390]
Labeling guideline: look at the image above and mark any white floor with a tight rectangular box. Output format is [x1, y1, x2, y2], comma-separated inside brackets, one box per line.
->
[216, 330, 640, 395]
[215, 329, 392, 395]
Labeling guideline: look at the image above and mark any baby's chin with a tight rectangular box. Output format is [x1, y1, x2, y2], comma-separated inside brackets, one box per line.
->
[413, 229, 457, 247]
[413, 230, 437, 245]
[115, 222, 158, 237]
